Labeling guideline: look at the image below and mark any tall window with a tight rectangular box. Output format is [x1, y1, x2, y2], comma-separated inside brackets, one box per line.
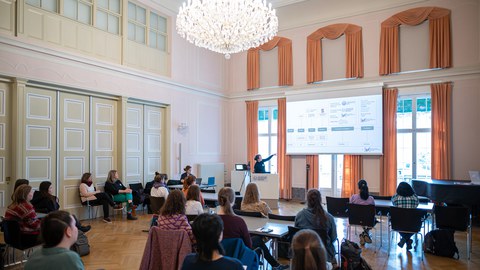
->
[258, 107, 277, 173]
[64, 0, 93, 25]
[26, 0, 58, 12]
[128, 2, 146, 44]
[397, 95, 431, 184]
[96, 0, 121, 34]
[149, 12, 167, 51]
[318, 154, 343, 197]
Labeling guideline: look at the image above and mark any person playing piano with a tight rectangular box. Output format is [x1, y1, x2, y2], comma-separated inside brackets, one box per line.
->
[253, 154, 276, 173]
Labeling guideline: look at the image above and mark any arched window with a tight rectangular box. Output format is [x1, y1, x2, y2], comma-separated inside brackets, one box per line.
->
[247, 37, 293, 90]
[379, 7, 451, 75]
[306, 23, 363, 83]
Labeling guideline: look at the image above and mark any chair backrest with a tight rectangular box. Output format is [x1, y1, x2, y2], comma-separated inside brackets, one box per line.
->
[326, 197, 349, 218]
[166, 179, 181, 186]
[434, 205, 470, 231]
[268, 213, 295, 221]
[150, 197, 166, 214]
[186, 215, 198, 223]
[221, 238, 259, 270]
[208, 177, 215, 185]
[389, 207, 424, 233]
[129, 182, 144, 191]
[233, 196, 243, 210]
[347, 204, 376, 227]
[2, 219, 22, 248]
[234, 209, 263, 218]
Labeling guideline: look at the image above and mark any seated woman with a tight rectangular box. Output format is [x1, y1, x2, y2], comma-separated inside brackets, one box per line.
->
[151, 173, 169, 199]
[79, 172, 117, 223]
[157, 189, 196, 245]
[392, 182, 419, 250]
[291, 229, 331, 270]
[181, 213, 243, 270]
[241, 182, 272, 217]
[5, 185, 41, 247]
[349, 179, 375, 245]
[31, 181, 90, 232]
[295, 189, 337, 267]
[185, 185, 204, 215]
[182, 175, 205, 206]
[104, 170, 137, 220]
[144, 172, 162, 214]
[217, 187, 288, 270]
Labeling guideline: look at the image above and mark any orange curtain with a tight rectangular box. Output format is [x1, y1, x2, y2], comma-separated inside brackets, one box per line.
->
[379, 7, 451, 75]
[247, 37, 293, 90]
[246, 101, 258, 172]
[431, 82, 452, 180]
[306, 155, 319, 190]
[342, 155, 363, 198]
[277, 98, 292, 199]
[307, 23, 363, 83]
[380, 88, 398, 196]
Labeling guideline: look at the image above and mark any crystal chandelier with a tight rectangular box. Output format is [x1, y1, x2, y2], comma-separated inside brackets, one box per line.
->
[176, 0, 278, 59]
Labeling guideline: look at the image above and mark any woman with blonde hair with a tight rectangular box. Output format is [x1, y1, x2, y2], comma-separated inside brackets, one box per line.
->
[104, 169, 137, 220]
[182, 175, 205, 206]
[241, 182, 272, 217]
[291, 229, 330, 270]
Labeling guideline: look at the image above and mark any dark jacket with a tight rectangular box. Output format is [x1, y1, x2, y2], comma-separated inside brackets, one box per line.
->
[104, 180, 126, 196]
[31, 191, 60, 213]
[254, 154, 274, 173]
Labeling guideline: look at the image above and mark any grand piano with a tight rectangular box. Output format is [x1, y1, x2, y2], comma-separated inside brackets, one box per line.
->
[412, 179, 480, 206]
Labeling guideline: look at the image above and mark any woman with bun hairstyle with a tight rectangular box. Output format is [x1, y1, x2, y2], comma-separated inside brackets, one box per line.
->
[349, 179, 375, 245]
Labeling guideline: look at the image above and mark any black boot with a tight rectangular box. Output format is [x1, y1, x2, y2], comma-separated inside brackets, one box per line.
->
[127, 213, 138, 220]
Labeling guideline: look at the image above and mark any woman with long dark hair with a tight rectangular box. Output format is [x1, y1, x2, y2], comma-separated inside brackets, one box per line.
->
[181, 214, 243, 270]
[392, 182, 419, 250]
[295, 189, 337, 266]
[349, 179, 375, 245]
[291, 229, 329, 270]
[80, 172, 117, 223]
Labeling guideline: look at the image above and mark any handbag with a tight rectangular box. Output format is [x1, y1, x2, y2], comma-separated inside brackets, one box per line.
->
[71, 231, 90, 257]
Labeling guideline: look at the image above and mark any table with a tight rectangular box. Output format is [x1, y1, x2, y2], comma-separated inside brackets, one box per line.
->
[241, 216, 293, 259]
[375, 199, 434, 214]
[167, 184, 217, 190]
[202, 192, 218, 201]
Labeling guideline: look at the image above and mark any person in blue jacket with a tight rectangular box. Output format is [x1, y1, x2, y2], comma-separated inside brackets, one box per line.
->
[253, 154, 276, 173]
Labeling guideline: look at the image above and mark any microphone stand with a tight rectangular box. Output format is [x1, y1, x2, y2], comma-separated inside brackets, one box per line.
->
[301, 164, 310, 204]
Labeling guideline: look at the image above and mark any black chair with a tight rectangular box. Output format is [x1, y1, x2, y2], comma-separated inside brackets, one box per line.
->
[234, 209, 263, 218]
[326, 197, 349, 218]
[150, 197, 166, 215]
[186, 215, 198, 223]
[268, 213, 295, 221]
[347, 203, 381, 251]
[233, 196, 243, 210]
[1, 219, 37, 266]
[130, 183, 146, 212]
[388, 207, 425, 260]
[434, 205, 472, 259]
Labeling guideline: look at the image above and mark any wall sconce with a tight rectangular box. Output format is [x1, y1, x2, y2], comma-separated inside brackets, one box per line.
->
[177, 122, 188, 132]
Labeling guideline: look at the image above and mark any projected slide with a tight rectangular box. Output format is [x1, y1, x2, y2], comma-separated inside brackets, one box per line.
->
[286, 95, 383, 155]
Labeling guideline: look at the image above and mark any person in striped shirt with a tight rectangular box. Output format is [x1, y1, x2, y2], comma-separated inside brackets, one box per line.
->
[391, 182, 419, 250]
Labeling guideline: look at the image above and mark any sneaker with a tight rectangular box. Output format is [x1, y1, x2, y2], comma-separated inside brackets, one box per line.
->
[398, 238, 406, 248]
[359, 233, 365, 245]
[127, 214, 138, 220]
[79, 225, 91, 233]
[103, 217, 112, 223]
[364, 233, 372, 243]
[273, 264, 289, 270]
[406, 239, 413, 250]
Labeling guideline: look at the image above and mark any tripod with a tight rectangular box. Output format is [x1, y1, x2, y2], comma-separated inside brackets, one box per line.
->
[301, 164, 310, 204]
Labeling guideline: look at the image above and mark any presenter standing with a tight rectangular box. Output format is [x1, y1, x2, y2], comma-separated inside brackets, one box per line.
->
[253, 154, 276, 173]
[181, 165, 195, 183]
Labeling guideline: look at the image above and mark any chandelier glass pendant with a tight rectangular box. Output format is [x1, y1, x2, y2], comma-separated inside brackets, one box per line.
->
[176, 0, 278, 59]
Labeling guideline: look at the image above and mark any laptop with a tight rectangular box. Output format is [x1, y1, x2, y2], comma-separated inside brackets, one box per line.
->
[195, 177, 202, 185]
[469, 171, 480, 184]
[235, 164, 247, 171]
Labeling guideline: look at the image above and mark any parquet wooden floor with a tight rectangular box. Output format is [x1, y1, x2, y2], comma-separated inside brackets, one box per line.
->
[2, 200, 479, 269]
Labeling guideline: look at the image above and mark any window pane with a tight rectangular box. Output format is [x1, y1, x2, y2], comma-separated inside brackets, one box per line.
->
[258, 137, 269, 162]
[397, 133, 413, 182]
[64, 0, 77, 19]
[137, 6, 146, 24]
[258, 109, 268, 134]
[150, 12, 157, 29]
[336, 154, 344, 191]
[127, 22, 135, 41]
[270, 136, 277, 174]
[271, 108, 278, 134]
[128, 2, 136, 20]
[158, 16, 167, 33]
[96, 11, 108, 31]
[416, 97, 431, 129]
[149, 31, 156, 48]
[43, 0, 57, 12]
[318, 155, 332, 188]
[136, 25, 145, 43]
[26, 0, 41, 8]
[98, 0, 107, 9]
[78, 2, 91, 24]
[397, 99, 412, 129]
[416, 132, 431, 179]
[108, 14, 119, 34]
[110, 0, 120, 13]
[158, 34, 166, 51]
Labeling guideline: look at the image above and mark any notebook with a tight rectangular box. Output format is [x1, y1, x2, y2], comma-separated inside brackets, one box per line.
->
[469, 171, 480, 184]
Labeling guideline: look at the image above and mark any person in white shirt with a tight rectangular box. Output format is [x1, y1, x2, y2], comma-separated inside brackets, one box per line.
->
[150, 174, 169, 198]
[185, 185, 204, 215]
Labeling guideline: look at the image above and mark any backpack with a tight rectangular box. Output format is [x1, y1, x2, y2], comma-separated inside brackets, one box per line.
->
[423, 229, 459, 259]
[71, 231, 90, 257]
[341, 239, 372, 270]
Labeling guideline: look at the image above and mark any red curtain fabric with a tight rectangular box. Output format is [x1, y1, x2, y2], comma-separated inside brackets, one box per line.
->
[380, 88, 398, 196]
[247, 37, 293, 90]
[277, 98, 292, 199]
[342, 155, 363, 198]
[306, 155, 319, 190]
[431, 82, 452, 180]
[246, 101, 259, 172]
[379, 7, 451, 75]
[307, 23, 363, 83]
